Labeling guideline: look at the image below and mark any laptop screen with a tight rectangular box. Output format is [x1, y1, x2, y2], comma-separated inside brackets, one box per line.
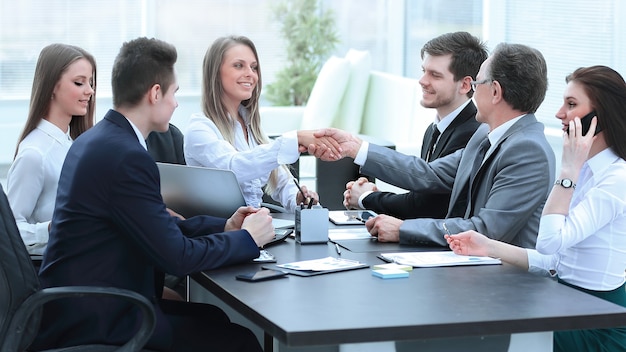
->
[157, 162, 246, 219]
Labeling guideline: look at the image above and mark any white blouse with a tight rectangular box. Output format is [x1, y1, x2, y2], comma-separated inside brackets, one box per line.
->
[527, 148, 626, 291]
[7, 119, 72, 255]
[184, 106, 301, 212]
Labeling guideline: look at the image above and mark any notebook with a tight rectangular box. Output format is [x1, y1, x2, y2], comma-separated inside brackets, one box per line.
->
[157, 162, 295, 231]
[157, 162, 247, 219]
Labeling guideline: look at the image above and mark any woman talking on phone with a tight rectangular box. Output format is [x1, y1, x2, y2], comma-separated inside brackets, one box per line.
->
[446, 65, 626, 351]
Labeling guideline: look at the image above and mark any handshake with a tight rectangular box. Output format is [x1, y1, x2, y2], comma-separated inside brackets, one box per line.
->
[296, 128, 363, 161]
[297, 128, 378, 210]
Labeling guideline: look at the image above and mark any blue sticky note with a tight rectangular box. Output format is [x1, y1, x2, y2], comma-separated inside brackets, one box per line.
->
[371, 268, 409, 279]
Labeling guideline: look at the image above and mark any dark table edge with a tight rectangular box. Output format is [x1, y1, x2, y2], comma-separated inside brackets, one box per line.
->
[191, 271, 626, 347]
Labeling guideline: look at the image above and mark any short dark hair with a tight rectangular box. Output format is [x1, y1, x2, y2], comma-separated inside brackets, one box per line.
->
[111, 37, 177, 108]
[487, 43, 547, 113]
[566, 66, 626, 160]
[421, 31, 489, 97]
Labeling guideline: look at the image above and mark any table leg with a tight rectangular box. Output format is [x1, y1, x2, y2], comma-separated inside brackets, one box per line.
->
[264, 332, 274, 352]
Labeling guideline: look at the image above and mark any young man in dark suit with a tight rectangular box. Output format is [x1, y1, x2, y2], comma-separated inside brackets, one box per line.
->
[32, 37, 272, 351]
[343, 32, 488, 219]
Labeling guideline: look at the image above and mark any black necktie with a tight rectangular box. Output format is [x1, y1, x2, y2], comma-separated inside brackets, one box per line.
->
[426, 125, 440, 162]
[470, 138, 491, 183]
[466, 138, 491, 216]
[449, 138, 491, 218]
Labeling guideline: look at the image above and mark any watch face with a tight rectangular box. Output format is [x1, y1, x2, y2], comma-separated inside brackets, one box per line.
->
[561, 179, 572, 188]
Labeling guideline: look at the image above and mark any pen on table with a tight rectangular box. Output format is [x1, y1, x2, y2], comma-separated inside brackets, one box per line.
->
[334, 243, 342, 255]
[442, 222, 451, 237]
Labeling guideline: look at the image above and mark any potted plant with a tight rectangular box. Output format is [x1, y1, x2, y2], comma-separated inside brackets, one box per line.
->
[265, 0, 340, 107]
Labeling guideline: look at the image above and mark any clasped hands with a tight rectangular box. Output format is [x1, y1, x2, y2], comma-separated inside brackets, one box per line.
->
[346, 179, 402, 243]
[224, 206, 275, 248]
[343, 177, 377, 210]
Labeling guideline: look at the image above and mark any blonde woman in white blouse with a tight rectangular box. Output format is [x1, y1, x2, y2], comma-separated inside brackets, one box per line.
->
[7, 44, 95, 255]
[185, 35, 339, 212]
[446, 66, 626, 352]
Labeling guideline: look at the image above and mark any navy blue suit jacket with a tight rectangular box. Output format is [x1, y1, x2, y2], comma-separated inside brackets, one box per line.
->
[33, 110, 259, 349]
[362, 102, 481, 219]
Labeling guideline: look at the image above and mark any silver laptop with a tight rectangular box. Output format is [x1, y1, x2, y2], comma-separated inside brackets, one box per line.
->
[157, 162, 246, 219]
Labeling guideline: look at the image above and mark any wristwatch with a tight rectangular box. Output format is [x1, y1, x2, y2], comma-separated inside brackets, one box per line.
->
[555, 178, 576, 189]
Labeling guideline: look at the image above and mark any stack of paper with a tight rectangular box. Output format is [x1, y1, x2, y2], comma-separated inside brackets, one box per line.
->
[379, 251, 501, 268]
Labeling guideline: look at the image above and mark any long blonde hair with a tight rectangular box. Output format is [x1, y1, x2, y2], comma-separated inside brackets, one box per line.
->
[202, 35, 283, 194]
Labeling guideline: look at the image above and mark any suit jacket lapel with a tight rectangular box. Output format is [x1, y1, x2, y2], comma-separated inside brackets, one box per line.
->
[432, 102, 477, 159]
[465, 114, 537, 216]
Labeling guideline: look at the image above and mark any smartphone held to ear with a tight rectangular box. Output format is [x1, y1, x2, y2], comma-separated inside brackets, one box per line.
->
[569, 111, 601, 136]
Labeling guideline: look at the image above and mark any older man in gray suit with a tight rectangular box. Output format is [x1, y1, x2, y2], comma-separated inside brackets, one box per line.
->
[311, 43, 555, 249]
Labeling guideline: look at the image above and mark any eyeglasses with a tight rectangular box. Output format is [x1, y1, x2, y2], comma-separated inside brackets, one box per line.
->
[470, 79, 492, 91]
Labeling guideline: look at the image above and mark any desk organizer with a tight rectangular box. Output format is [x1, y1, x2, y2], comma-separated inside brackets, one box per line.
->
[295, 205, 329, 244]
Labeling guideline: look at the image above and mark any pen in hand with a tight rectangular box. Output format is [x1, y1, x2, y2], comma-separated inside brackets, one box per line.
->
[293, 178, 312, 208]
[335, 243, 342, 255]
[442, 222, 451, 238]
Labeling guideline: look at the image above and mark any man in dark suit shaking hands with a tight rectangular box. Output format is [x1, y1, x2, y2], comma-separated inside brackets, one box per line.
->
[343, 32, 488, 220]
[32, 37, 270, 351]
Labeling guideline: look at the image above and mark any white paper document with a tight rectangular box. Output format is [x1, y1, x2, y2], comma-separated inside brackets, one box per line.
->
[379, 251, 501, 268]
[278, 256, 367, 271]
[328, 227, 374, 241]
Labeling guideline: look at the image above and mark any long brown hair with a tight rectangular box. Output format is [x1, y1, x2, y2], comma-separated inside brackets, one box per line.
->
[202, 35, 283, 194]
[15, 43, 96, 158]
[566, 66, 626, 160]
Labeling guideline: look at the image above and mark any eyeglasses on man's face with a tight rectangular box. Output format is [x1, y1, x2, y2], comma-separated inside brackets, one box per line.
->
[470, 79, 492, 91]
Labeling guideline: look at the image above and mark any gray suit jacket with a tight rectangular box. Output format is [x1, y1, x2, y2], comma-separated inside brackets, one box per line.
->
[361, 114, 555, 248]
[362, 102, 481, 219]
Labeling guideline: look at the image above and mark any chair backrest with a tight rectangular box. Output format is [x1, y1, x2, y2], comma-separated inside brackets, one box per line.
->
[0, 183, 41, 350]
[299, 56, 350, 130]
[360, 70, 434, 153]
[146, 123, 186, 165]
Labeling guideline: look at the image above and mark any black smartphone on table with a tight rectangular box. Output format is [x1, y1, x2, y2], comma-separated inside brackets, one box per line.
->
[236, 269, 288, 282]
[569, 110, 601, 136]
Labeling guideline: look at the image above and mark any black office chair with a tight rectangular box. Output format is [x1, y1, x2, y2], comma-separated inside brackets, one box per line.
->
[0, 183, 156, 352]
[146, 123, 186, 166]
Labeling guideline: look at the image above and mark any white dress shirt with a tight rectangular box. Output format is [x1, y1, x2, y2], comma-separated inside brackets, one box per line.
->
[432, 99, 472, 138]
[184, 106, 301, 212]
[7, 119, 73, 255]
[527, 148, 626, 291]
[354, 100, 474, 208]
